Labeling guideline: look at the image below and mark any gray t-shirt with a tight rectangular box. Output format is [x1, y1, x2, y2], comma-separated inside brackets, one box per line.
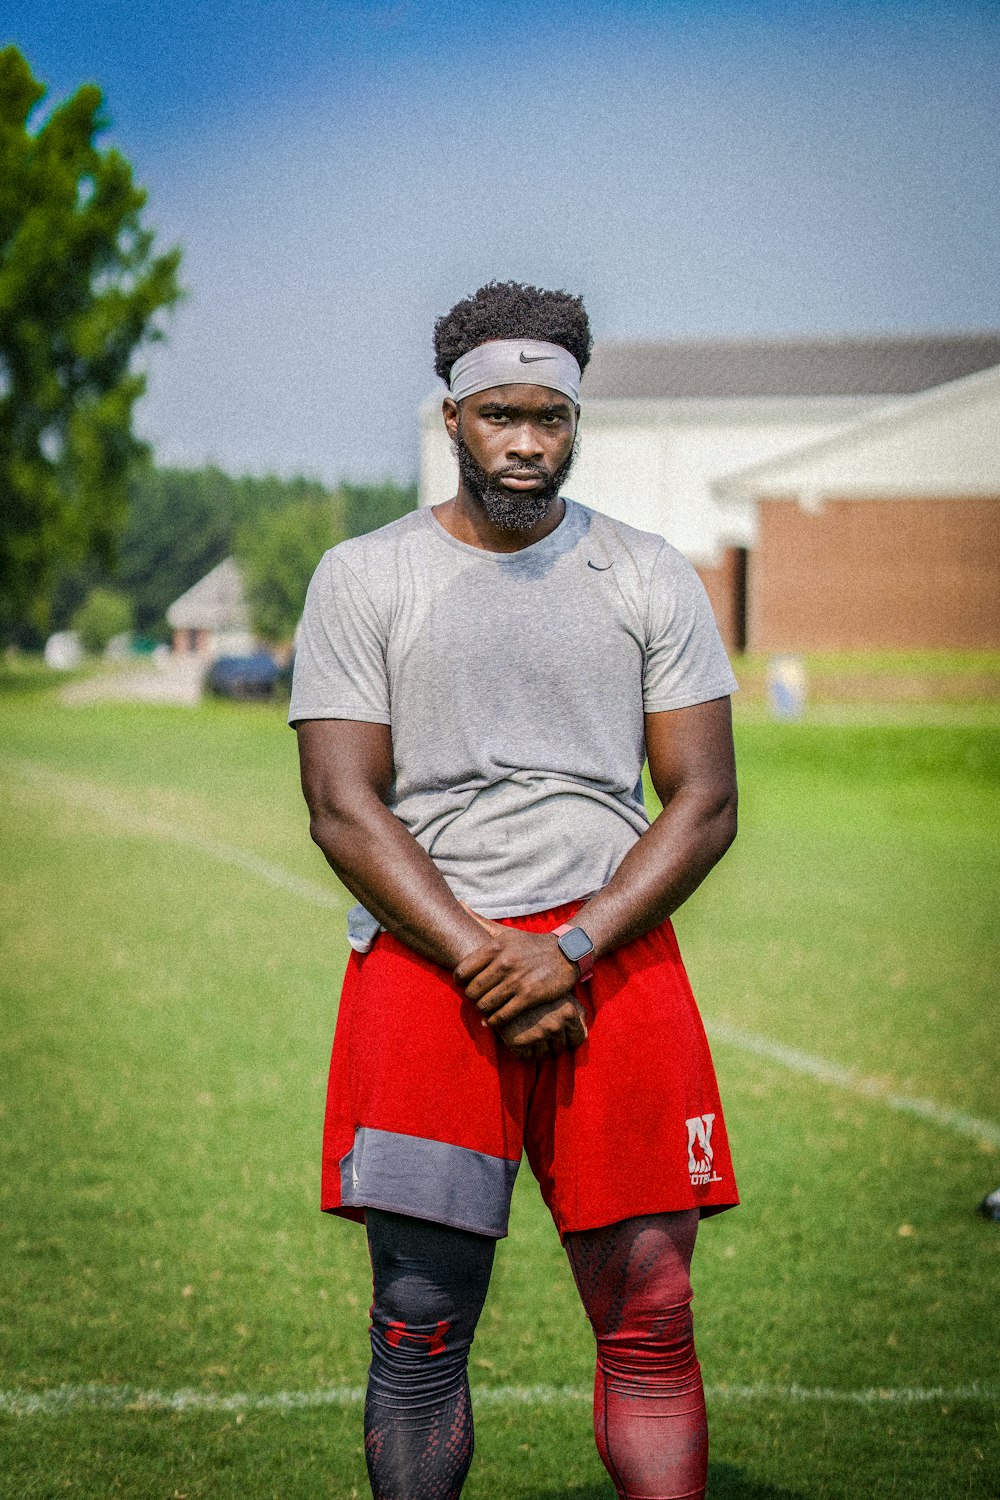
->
[290, 500, 738, 949]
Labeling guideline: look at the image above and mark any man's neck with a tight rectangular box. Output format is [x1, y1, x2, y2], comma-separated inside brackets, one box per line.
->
[432, 488, 566, 554]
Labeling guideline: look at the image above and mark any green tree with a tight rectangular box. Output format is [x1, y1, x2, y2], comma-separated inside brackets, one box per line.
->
[111, 462, 239, 636]
[341, 480, 417, 539]
[71, 585, 132, 653]
[235, 497, 341, 645]
[0, 47, 181, 644]
[48, 463, 345, 643]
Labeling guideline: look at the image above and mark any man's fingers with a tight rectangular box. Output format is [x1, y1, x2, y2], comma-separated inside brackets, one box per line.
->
[452, 941, 498, 985]
[566, 1013, 587, 1045]
[484, 994, 533, 1028]
[465, 968, 518, 1009]
[497, 998, 588, 1056]
[490, 995, 566, 1031]
[487, 990, 587, 1030]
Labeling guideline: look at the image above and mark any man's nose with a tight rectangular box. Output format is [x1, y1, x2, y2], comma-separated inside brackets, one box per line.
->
[507, 424, 544, 461]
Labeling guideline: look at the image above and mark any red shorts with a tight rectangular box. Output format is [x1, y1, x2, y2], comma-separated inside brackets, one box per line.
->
[322, 901, 738, 1238]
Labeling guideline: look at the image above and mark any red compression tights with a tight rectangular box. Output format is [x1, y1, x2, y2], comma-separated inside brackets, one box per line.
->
[565, 1211, 706, 1500]
[363, 1209, 705, 1500]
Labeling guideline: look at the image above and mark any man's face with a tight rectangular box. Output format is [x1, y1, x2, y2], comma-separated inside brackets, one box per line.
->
[444, 383, 579, 533]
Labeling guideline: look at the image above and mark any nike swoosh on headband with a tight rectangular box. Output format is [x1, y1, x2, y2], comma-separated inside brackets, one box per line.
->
[449, 340, 581, 402]
[587, 561, 612, 571]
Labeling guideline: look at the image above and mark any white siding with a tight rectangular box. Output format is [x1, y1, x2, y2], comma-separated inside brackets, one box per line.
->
[719, 369, 1000, 504]
[566, 422, 667, 538]
[717, 368, 1000, 504]
[420, 395, 879, 566]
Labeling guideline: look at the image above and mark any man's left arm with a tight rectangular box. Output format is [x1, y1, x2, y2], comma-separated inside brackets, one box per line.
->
[572, 695, 737, 957]
[462, 695, 737, 1029]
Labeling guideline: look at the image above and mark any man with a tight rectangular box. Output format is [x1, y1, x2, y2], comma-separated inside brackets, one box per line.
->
[291, 281, 739, 1500]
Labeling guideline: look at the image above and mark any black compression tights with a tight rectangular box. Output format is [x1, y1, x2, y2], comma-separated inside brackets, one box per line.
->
[364, 1210, 495, 1500]
[363, 1208, 704, 1500]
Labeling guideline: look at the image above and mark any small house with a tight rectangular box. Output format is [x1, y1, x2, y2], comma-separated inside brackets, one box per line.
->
[166, 558, 256, 660]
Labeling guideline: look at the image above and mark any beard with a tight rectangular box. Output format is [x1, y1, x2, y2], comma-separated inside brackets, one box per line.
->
[453, 426, 578, 533]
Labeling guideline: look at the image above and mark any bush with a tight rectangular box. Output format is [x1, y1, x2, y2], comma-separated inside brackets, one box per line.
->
[235, 499, 339, 646]
[71, 588, 134, 655]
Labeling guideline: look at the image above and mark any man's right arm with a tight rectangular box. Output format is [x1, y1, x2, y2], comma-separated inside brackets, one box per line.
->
[295, 717, 586, 1059]
[296, 717, 485, 969]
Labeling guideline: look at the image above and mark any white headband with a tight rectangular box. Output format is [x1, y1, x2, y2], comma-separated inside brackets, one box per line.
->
[449, 339, 581, 404]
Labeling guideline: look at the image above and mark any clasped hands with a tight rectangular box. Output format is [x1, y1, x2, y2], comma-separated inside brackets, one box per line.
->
[453, 913, 588, 1062]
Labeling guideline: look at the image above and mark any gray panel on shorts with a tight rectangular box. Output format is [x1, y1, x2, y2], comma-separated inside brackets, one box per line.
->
[339, 1126, 520, 1238]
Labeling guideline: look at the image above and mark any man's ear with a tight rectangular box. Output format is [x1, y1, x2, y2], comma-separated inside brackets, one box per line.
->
[442, 396, 459, 440]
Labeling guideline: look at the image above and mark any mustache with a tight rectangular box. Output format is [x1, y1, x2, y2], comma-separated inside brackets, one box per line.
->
[496, 461, 551, 481]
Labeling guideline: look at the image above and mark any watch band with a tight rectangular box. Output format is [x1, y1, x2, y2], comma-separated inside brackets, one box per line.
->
[553, 922, 596, 982]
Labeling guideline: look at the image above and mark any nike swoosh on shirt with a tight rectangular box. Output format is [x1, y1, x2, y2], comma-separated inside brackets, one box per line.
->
[587, 561, 612, 571]
[519, 352, 555, 363]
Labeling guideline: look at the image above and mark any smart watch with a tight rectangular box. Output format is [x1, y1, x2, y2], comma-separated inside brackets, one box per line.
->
[553, 923, 596, 982]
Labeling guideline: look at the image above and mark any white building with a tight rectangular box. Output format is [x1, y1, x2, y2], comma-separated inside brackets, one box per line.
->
[419, 331, 1000, 647]
[710, 362, 1000, 651]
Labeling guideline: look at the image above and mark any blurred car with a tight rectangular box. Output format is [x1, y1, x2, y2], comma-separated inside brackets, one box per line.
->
[206, 652, 280, 701]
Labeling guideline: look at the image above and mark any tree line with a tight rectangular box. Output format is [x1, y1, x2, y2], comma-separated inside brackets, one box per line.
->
[44, 465, 417, 651]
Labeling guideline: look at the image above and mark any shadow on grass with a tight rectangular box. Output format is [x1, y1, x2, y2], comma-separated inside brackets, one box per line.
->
[706, 1465, 808, 1499]
[533, 1466, 808, 1499]
[0, 664, 61, 697]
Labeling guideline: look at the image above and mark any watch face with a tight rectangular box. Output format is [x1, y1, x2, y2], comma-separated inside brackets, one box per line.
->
[559, 927, 594, 963]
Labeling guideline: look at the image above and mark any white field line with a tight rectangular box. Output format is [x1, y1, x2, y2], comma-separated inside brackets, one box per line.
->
[707, 1021, 1000, 1148]
[15, 761, 1000, 1149]
[1, 1382, 997, 1418]
[15, 761, 341, 913]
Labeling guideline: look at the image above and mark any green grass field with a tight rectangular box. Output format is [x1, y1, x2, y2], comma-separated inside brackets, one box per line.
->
[1, 675, 998, 1498]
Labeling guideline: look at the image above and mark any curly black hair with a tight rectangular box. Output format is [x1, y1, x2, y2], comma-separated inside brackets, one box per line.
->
[433, 280, 593, 385]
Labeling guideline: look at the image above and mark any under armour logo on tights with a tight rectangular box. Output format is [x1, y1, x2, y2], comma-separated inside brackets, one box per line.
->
[384, 1319, 450, 1356]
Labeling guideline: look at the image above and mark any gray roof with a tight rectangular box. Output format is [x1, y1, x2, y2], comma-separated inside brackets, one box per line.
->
[580, 331, 1000, 402]
[166, 557, 249, 631]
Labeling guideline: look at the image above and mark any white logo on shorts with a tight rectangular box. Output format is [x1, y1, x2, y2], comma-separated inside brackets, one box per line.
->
[686, 1113, 723, 1186]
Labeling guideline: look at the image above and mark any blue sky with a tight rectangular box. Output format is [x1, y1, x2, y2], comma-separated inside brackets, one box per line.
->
[8, 0, 1000, 483]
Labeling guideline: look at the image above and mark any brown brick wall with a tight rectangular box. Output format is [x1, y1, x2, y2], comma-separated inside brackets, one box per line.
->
[172, 627, 211, 655]
[748, 496, 1000, 650]
[696, 548, 746, 653]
